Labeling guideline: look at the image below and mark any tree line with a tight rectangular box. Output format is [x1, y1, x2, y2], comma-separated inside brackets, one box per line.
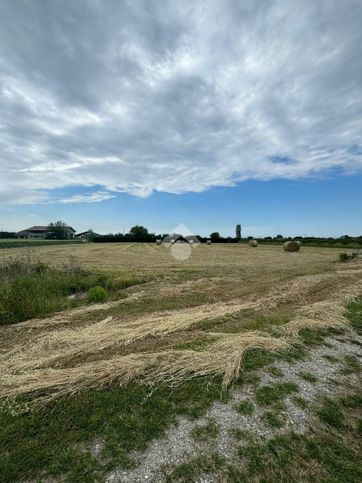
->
[1, 221, 361, 247]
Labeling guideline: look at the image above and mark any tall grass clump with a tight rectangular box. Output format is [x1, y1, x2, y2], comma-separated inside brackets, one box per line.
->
[0, 254, 143, 325]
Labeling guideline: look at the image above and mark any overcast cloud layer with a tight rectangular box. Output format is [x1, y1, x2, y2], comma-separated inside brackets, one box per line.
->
[0, 0, 361, 204]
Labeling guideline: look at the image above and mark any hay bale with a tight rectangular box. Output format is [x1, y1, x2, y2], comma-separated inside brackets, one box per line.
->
[249, 240, 258, 247]
[296, 241, 302, 247]
[283, 240, 301, 252]
[156, 239, 162, 245]
[206, 239, 212, 245]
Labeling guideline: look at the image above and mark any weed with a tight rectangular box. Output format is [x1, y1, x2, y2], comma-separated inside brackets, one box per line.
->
[87, 286, 107, 303]
[339, 252, 349, 262]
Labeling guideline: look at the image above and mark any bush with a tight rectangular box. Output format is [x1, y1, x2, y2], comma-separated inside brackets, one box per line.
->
[0, 255, 146, 324]
[339, 253, 349, 262]
[88, 286, 107, 303]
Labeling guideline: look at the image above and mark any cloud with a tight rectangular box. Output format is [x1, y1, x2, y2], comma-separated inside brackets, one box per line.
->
[0, 0, 361, 204]
[59, 191, 116, 204]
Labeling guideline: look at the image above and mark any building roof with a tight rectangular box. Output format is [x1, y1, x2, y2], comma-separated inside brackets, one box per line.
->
[19, 226, 49, 233]
[76, 230, 100, 236]
[18, 225, 76, 233]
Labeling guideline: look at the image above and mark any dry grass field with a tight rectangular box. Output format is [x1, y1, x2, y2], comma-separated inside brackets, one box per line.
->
[1, 243, 361, 482]
[1, 243, 361, 399]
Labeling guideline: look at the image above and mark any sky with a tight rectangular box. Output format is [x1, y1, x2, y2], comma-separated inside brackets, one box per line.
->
[0, 0, 361, 237]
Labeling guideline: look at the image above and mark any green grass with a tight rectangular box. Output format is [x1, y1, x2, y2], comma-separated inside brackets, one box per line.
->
[175, 336, 215, 351]
[165, 453, 226, 482]
[191, 419, 219, 442]
[317, 398, 344, 429]
[197, 309, 289, 334]
[346, 298, 362, 333]
[0, 256, 146, 325]
[299, 328, 328, 346]
[169, 399, 362, 482]
[323, 354, 339, 363]
[237, 400, 254, 416]
[0, 239, 83, 249]
[243, 348, 276, 371]
[292, 396, 309, 409]
[255, 382, 299, 407]
[276, 343, 306, 363]
[0, 378, 223, 482]
[262, 409, 286, 428]
[357, 419, 362, 435]
[229, 428, 252, 441]
[299, 371, 318, 383]
[341, 392, 362, 409]
[267, 366, 284, 378]
[341, 355, 360, 375]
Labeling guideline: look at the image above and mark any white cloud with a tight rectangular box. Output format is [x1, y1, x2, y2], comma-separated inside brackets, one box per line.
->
[0, 0, 361, 204]
[59, 191, 116, 204]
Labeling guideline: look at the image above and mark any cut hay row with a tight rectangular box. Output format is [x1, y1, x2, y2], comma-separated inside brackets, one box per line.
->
[3, 267, 359, 373]
[0, 333, 288, 403]
[0, 272, 362, 402]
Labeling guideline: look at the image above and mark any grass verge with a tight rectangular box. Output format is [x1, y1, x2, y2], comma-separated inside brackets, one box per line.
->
[0, 378, 223, 482]
[0, 255, 145, 325]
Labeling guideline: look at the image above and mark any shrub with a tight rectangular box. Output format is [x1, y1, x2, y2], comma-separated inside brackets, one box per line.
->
[0, 256, 144, 324]
[339, 253, 349, 262]
[88, 286, 107, 303]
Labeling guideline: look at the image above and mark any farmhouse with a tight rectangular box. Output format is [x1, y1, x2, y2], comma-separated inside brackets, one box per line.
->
[75, 230, 100, 239]
[18, 225, 76, 239]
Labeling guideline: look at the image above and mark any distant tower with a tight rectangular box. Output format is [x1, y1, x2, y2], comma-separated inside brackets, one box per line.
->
[235, 224, 241, 240]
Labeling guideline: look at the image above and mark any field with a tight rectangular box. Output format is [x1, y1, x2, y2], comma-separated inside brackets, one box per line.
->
[0, 238, 83, 249]
[0, 243, 361, 482]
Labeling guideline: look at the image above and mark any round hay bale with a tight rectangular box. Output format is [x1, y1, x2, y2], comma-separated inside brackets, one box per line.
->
[156, 239, 162, 245]
[283, 240, 301, 252]
[206, 239, 212, 245]
[249, 239, 258, 247]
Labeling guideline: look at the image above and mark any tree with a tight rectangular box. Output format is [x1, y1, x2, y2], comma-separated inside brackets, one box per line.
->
[86, 229, 96, 242]
[235, 224, 241, 240]
[47, 220, 68, 240]
[129, 225, 149, 241]
[210, 232, 221, 242]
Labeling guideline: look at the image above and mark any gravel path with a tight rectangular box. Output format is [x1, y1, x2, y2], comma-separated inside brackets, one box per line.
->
[106, 333, 362, 483]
